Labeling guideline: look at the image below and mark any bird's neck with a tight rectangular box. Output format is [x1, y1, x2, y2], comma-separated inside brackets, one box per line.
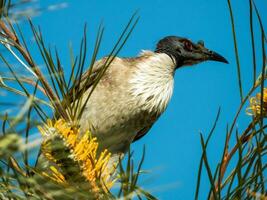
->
[129, 51, 176, 113]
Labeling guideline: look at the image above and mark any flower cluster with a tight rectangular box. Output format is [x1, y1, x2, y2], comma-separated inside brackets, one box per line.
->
[38, 119, 114, 191]
[247, 88, 267, 118]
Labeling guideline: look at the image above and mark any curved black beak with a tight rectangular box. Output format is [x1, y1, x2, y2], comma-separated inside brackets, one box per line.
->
[208, 51, 229, 64]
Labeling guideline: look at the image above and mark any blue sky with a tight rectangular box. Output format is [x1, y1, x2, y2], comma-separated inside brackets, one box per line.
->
[25, 0, 267, 199]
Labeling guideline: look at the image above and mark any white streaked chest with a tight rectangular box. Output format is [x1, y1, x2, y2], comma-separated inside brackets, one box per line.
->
[129, 51, 176, 114]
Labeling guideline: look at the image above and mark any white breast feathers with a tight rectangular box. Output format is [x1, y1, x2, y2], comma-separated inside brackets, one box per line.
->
[129, 51, 176, 114]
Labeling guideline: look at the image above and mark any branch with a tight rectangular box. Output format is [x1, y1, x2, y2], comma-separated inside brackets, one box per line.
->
[215, 119, 258, 192]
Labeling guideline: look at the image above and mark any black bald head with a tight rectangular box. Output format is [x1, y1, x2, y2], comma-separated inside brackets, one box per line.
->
[155, 36, 228, 68]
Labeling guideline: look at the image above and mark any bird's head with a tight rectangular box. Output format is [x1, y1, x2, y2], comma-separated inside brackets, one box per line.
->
[155, 36, 228, 68]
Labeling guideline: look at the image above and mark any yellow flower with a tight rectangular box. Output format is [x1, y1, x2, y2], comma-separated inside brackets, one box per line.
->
[38, 119, 115, 192]
[247, 88, 267, 117]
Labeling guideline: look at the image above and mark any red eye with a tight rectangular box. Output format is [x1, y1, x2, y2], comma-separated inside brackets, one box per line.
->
[184, 41, 193, 51]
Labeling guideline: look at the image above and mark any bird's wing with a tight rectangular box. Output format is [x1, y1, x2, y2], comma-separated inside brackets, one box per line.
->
[133, 124, 154, 142]
[66, 58, 108, 104]
[68, 53, 151, 101]
[133, 111, 161, 142]
[56, 58, 108, 119]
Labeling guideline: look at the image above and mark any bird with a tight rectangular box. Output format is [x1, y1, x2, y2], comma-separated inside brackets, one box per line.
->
[71, 36, 228, 165]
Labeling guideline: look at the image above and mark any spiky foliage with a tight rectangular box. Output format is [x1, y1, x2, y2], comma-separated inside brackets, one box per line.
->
[1, 0, 265, 199]
[195, 0, 266, 199]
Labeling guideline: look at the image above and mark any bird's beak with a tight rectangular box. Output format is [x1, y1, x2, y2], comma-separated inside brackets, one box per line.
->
[195, 44, 229, 64]
[206, 50, 229, 64]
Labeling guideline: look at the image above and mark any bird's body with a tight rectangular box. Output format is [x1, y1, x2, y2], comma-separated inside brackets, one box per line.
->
[70, 36, 228, 161]
[79, 50, 175, 154]
[37, 36, 228, 184]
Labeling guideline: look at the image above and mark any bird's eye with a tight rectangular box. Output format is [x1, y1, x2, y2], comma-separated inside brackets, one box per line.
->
[184, 41, 193, 51]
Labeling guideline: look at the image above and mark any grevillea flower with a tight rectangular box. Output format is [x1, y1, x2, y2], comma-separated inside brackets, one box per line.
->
[38, 119, 115, 192]
[246, 88, 267, 118]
